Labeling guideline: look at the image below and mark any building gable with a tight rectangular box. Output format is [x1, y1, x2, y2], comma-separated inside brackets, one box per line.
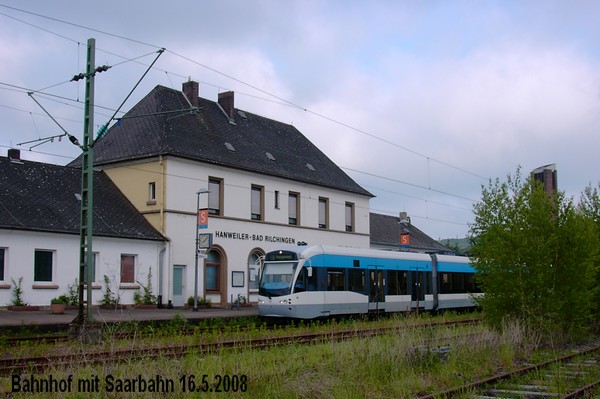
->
[70, 84, 372, 198]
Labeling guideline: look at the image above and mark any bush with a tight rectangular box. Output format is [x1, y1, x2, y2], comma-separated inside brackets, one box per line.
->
[187, 296, 212, 307]
[10, 277, 27, 306]
[134, 268, 157, 305]
[99, 275, 119, 306]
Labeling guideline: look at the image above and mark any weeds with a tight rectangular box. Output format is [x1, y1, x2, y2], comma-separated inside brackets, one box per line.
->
[1, 314, 586, 398]
[9, 277, 27, 306]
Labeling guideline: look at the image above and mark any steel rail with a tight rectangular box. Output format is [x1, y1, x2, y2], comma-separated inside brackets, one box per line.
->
[417, 343, 600, 399]
[0, 319, 478, 376]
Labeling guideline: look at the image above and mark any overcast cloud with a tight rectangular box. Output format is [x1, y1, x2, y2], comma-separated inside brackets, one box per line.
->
[1, 1, 599, 240]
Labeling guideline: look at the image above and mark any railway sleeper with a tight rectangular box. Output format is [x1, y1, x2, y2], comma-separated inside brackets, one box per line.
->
[486, 388, 560, 397]
[512, 384, 550, 391]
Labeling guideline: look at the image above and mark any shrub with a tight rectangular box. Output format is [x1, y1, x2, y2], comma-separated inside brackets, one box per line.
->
[10, 277, 27, 306]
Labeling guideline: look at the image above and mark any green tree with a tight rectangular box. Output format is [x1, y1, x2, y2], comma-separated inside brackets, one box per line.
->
[470, 168, 596, 339]
[577, 184, 600, 326]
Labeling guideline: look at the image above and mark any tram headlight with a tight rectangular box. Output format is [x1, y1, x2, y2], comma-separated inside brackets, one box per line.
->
[257, 299, 265, 304]
[279, 299, 290, 304]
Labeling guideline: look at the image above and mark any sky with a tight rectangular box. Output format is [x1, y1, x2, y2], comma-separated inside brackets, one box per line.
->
[1, 1, 599, 241]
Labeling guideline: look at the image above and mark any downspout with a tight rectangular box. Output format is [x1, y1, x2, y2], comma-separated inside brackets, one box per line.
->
[158, 247, 165, 308]
[159, 155, 165, 234]
[157, 155, 166, 308]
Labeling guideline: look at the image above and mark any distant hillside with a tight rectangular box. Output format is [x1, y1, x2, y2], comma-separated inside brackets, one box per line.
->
[438, 237, 471, 256]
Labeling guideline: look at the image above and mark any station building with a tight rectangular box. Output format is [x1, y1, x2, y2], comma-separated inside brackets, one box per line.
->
[1, 82, 452, 308]
[0, 152, 165, 307]
[68, 81, 373, 307]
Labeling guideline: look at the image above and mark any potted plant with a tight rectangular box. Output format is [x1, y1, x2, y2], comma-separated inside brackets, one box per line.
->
[50, 295, 69, 314]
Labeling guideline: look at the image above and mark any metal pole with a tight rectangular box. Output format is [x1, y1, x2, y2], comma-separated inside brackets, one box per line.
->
[193, 192, 199, 311]
[77, 38, 96, 324]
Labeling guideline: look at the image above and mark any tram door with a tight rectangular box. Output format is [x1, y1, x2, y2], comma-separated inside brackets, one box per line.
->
[410, 268, 425, 310]
[368, 266, 385, 311]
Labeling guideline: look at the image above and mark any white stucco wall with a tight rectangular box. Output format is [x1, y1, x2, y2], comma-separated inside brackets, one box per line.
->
[0, 229, 164, 307]
[160, 157, 371, 306]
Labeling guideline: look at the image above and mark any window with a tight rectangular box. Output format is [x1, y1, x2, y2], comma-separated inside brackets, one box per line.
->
[465, 273, 479, 292]
[248, 251, 262, 291]
[148, 182, 156, 203]
[288, 192, 299, 225]
[205, 250, 221, 291]
[208, 178, 222, 215]
[84, 252, 97, 284]
[318, 197, 329, 229]
[120, 254, 135, 283]
[348, 269, 365, 292]
[0, 248, 5, 281]
[34, 250, 53, 282]
[387, 270, 408, 295]
[440, 272, 478, 294]
[327, 268, 345, 291]
[345, 202, 355, 232]
[294, 267, 306, 293]
[274, 190, 280, 209]
[251, 185, 264, 221]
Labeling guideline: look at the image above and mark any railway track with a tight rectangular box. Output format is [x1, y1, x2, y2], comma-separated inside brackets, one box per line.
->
[0, 316, 479, 347]
[418, 342, 600, 399]
[0, 318, 478, 376]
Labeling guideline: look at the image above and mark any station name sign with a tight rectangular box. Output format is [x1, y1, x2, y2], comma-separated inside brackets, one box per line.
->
[215, 230, 296, 244]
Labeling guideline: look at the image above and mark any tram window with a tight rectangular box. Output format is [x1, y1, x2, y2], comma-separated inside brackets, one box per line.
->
[452, 272, 464, 292]
[348, 269, 365, 292]
[327, 268, 345, 291]
[387, 271, 408, 295]
[440, 272, 452, 294]
[464, 273, 478, 292]
[440, 272, 476, 293]
[294, 268, 306, 293]
[307, 267, 318, 291]
[425, 272, 433, 295]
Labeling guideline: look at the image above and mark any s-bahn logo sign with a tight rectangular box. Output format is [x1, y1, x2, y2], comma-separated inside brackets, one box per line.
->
[400, 233, 410, 247]
[215, 230, 296, 244]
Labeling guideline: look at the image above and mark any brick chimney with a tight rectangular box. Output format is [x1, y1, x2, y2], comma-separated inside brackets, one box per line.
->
[8, 148, 21, 161]
[218, 91, 235, 119]
[182, 80, 199, 108]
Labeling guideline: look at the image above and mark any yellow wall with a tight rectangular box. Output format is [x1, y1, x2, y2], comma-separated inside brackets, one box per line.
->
[103, 157, 165, 234]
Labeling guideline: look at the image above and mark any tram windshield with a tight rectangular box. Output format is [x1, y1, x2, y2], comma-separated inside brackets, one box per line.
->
[259, 261, 297, 297]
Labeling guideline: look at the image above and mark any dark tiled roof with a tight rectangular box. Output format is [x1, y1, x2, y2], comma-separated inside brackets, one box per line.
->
[70, 85, 372, 197]
[0, 157, 165, 241]
[369, 212, 453, 254]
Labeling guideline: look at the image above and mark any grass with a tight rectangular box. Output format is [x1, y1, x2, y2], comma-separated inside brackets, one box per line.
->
[2, 312, 586, 398]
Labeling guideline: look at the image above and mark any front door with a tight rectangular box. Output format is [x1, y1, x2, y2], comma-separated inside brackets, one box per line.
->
[172, 265, 185, 307]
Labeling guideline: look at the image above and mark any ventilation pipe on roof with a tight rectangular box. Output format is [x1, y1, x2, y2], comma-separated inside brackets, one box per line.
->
[218, 91, 235, 120]
[182, 80, 199, 108]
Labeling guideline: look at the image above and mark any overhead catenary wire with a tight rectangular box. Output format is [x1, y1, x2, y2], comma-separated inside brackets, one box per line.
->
[0, 3, 487, 183]
[0, 3, 483, 234]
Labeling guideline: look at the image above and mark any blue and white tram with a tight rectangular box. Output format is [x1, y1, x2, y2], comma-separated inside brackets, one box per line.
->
[258, 245, 479, 319]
